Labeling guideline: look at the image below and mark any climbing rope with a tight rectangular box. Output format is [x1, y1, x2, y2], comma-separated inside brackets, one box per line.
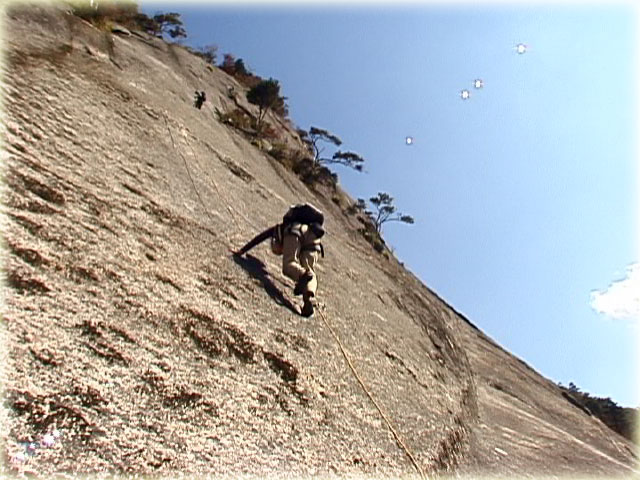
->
[317, 305, 427, 479]
[163, 112, 220, 228]
[181, 129, 243, 233]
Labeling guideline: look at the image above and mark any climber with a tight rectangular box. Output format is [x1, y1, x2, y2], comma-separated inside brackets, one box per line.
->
[234, 203, 325, 317]
[194, 90, 206, 109]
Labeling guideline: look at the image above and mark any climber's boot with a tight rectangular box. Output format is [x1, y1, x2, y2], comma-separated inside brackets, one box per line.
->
[301, 292, 315, 318]
[294, 270, 313, 296]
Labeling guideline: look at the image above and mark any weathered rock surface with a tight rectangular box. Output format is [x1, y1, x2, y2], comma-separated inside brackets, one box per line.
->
[1, 3, 637, 478]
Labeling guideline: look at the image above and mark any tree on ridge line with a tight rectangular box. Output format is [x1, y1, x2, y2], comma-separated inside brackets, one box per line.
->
[357, 192, 414, 234]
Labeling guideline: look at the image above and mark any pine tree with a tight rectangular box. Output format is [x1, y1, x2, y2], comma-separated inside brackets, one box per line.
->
[246, 78, 283, 134]
[301, 126, 364, 172]
[364, 192, 415, 234]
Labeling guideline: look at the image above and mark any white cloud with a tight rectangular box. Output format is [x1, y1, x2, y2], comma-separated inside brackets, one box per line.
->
[590, 263, 640, 321]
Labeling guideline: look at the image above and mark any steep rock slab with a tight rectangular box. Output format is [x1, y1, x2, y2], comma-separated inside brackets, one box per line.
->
[2, 4, 475, 477]
[450, 309, 638, 477]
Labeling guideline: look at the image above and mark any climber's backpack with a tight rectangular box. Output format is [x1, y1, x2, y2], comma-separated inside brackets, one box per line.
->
[282, 203, 324, 228]
[271, 203, 325, 255]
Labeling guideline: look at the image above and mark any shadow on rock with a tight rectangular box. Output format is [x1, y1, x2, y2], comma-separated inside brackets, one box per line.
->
[232, 253, 298, 315]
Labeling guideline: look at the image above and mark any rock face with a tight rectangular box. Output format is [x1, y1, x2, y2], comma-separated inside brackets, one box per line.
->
[1, 3, 637, 478]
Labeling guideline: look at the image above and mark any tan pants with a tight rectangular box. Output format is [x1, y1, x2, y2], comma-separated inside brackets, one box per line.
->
[282, 223, 320, 296]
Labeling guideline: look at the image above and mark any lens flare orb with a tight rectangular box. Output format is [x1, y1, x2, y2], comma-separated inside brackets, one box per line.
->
[516, 43, 527, 54]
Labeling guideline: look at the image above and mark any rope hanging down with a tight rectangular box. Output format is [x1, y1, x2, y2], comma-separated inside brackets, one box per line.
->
[162, 112, 240, 232]
[317, 306, 427, 479]
[182, 127, 243, 233]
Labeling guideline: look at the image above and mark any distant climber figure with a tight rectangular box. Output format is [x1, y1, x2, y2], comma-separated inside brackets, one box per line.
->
[234, 203, 325, 317]
[194, 90, 206, 109]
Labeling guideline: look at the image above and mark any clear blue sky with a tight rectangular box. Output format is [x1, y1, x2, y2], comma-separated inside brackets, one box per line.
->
[142, 2, 639, 407]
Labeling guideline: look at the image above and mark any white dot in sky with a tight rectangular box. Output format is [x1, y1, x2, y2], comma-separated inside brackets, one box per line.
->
[473, 79, 483, 89]
[405, 136, 414, 145]
[516, 43, 527, 54]
[460, 89, 470, 100]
